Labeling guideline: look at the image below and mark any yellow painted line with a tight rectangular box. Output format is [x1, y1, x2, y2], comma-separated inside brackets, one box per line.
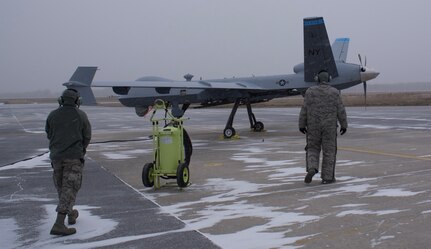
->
[204, 162, 224, 167]
[340, 146, 431, 161]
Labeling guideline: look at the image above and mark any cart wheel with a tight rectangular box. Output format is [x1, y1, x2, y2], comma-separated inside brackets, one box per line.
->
[176, 163, 190, 188]
[254, 121, 264, 132]
[223, 127, 236, 139]
[142, 163, 154, 187]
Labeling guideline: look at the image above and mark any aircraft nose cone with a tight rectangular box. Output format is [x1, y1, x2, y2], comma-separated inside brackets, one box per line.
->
[360, 67, 380, 82]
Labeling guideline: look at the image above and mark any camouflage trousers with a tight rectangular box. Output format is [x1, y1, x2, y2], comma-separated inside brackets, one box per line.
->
[305, 125, 338, 180]
[52, 159, 83, 214]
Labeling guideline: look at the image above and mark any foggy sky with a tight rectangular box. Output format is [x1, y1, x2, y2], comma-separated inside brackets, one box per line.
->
[1, 0, 430, 94]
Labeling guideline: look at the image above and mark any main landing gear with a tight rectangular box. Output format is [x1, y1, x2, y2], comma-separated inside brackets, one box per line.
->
[223, 98, 264, 139]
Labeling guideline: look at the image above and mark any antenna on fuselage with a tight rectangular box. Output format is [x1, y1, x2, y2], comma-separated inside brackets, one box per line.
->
[184, 74, 194, 81]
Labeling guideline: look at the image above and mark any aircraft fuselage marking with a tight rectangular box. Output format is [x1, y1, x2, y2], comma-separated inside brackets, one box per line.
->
[308, 49, 320, 56]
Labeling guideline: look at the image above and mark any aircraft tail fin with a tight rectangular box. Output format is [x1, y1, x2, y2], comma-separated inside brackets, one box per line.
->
[303, 17, 338, 82]
[332, 38, 350, 62]
[63, 66, 98, 105]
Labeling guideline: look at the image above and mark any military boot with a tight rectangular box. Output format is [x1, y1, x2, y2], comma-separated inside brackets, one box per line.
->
[50, 213, 76, 236]
[68, 209, 79, 225]
[304, 169, 317, 184]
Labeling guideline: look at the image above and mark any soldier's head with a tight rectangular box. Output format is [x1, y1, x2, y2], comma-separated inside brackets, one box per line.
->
[58, 89, 81, 107]
[316, 70, 330, 83]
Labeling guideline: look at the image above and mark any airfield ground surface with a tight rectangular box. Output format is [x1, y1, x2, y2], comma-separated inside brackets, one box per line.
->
[1, 104, 431, 248]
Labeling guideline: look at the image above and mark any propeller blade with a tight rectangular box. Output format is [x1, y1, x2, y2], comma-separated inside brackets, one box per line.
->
[363, 81, 367, 109]
[358, 54, 366, 72]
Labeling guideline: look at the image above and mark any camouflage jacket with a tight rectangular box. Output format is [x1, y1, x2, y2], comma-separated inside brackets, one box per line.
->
[298, 82, 348, 129]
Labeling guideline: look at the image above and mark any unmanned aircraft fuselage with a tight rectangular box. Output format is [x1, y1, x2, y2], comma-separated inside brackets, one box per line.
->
[117, 62, 376, 108]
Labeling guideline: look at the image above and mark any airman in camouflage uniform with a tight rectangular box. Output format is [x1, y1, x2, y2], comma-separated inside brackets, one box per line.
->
[46, 89, 91, 236]
[298, 71, 347, 184]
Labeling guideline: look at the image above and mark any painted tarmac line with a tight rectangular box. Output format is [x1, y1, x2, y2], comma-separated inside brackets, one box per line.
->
[112, 171, 214, 242]
[340, 146, 431, 161]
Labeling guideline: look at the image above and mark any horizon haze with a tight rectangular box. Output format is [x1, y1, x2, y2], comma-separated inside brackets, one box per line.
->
[1, 0, 431, 94]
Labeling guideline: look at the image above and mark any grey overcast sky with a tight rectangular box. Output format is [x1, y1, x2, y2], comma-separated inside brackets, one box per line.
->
[1, 0, 430, 93]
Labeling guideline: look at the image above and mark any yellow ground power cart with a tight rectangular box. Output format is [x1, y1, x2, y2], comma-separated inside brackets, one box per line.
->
[142, 99, 192, 189]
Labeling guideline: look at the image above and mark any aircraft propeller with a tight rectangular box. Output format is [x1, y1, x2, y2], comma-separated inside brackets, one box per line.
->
[358, 54, 367, 108]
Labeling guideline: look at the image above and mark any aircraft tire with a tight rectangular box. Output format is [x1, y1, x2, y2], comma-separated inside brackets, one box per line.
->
[176, 163, 190, 188]
[223, 127, 236, 139]
[254, 121, 264, 132]
[142, 163, 154, 187]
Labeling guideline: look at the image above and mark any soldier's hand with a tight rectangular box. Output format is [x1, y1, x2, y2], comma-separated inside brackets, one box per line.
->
[299, 127, 307, 134]
[340, 128, 347, 135]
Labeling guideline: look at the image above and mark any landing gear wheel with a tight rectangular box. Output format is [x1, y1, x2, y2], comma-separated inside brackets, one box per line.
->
[142, 163, 154, 187]
[223, 127, 236, 139]
[176, 163, 190, 188]
[253, 121, 264, 132]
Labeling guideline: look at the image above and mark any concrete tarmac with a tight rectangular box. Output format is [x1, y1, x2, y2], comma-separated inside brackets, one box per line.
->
[1, 104, 431, 248]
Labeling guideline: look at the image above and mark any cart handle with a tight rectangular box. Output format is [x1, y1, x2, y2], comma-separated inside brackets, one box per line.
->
[150, 99, 189, 123]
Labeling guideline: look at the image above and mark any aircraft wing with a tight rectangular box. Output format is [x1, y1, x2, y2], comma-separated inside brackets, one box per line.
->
[92, 80, 265, 90]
